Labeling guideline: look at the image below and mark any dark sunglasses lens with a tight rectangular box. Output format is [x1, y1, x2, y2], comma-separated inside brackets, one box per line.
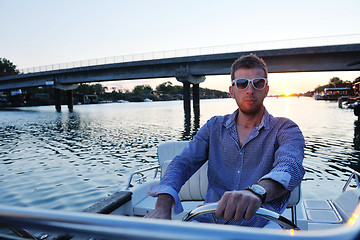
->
[236, 79, 249, 89]
[253, 78, 266, 89]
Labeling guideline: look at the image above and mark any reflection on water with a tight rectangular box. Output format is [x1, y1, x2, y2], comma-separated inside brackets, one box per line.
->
[353, 120, 360, 150]
[0, 98, 360, 211]
[182, 112, 200, 140]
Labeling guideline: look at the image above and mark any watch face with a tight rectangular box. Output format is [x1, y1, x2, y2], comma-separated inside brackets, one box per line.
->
[247, 184, 267, 204]
[252, 184, 266, 195]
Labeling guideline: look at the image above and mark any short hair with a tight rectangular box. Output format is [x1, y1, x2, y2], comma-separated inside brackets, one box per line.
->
[230, 54, 268, 80]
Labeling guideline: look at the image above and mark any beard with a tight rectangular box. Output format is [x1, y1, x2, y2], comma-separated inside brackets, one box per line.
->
[236, 98, 264, 116]
[231, 85, 268, 117]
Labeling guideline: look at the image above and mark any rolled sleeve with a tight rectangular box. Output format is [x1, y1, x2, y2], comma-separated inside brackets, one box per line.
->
[147, 184, 183, 214]
[261, 119, 305, 191]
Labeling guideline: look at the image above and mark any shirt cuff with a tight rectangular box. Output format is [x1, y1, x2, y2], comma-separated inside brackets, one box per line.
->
[260, 171, 292, 190]
[147, 184, 184, 214]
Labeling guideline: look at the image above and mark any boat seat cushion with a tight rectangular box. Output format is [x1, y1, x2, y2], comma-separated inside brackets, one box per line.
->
[158, 141, 208, 201]
[288, 184, 301, 207]
[161, 160, 208, 201]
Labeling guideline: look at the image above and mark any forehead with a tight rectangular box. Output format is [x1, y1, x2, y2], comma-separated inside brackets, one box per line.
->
[234, 67, 266, 79]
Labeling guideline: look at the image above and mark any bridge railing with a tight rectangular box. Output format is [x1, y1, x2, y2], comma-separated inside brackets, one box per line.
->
[20, 34, 360, 74]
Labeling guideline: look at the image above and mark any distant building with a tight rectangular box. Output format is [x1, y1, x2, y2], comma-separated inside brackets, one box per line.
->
[314, 87, 353, 100]
[73, 93, 98, 104]
[83, 95, 98, 104]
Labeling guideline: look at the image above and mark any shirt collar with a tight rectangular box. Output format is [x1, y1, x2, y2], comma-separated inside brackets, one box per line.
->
[224, 109, 239, 129]
[258, 108, 271, 130]
[224, 108, 271, 130]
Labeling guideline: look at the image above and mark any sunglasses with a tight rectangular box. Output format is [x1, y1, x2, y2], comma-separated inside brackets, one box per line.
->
[231, 78, 268, 90]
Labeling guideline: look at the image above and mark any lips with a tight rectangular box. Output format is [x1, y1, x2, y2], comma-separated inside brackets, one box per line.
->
[244, 98, 256, 104]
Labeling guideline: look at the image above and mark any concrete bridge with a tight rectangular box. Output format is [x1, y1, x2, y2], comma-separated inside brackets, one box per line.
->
[1, 38, 360, 113]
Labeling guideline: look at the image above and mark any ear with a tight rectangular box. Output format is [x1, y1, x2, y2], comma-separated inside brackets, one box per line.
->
[229, 85, 235, 98]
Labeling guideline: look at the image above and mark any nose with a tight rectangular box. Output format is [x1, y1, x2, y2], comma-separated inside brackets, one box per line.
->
[245, 82, 255, 94]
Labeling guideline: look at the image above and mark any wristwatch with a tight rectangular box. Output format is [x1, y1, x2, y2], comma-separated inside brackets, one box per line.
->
[245, 184, 267, 204]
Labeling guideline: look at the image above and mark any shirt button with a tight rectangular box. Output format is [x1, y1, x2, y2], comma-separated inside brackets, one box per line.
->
[237, 171, 240, 174]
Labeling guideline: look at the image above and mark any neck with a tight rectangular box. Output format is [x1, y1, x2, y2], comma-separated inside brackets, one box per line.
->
[236, 106, 265, 128]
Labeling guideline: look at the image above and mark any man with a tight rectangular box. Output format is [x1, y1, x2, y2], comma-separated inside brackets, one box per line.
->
[146, 54, 305, 228]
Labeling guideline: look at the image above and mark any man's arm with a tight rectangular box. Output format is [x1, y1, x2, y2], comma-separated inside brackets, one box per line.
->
[215, 179, 288, 222]
[146, 120, 213, 219]
[144, 194, 174, 219]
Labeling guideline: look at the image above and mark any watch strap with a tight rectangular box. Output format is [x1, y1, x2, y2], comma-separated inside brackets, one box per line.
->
[245, 184, 267, 204]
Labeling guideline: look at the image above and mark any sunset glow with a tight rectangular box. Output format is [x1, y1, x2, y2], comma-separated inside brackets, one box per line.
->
[283, 90, 295, 96]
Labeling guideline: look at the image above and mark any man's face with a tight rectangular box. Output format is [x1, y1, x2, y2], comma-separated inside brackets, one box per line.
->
[229, 67, 269, 115]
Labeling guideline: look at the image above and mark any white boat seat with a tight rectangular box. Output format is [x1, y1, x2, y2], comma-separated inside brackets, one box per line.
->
[157, 141, 301, 223]
[158, 141, 208, 201]
[161, 160, 208, 201]
[288, 184, 300, 206]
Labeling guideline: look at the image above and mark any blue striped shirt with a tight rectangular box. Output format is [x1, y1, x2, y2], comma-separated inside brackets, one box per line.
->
[149, 109, 305, 227]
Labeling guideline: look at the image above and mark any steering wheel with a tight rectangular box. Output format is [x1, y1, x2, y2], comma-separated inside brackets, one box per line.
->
[182, 203, 299, 230]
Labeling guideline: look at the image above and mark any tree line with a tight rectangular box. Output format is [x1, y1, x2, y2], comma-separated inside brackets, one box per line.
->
[77, 81, 229, 103]
[0, 58, 19, 77]
[314, 76, 359, 92]
[313, 76, 360, 94]
[0, 58, 229, 106]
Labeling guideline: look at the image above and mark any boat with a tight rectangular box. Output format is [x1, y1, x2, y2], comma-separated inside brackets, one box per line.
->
[314, 87, 353, 101]
[338, 82, 360, 111]
[1, 141, 360, 239]
[117, 100, 129, 103]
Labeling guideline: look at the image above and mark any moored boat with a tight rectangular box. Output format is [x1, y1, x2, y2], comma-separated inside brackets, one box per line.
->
[314, 87, 353, 101]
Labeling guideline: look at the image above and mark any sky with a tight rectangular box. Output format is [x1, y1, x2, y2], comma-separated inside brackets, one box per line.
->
[1, 0, 360, 95]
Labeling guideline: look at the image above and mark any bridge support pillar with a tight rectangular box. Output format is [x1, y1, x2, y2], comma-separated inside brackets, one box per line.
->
[54, 88, 61, 112]
[193, 84, 200, 118]
[175, 68, 205, 116]
[183, 82, 191, 117]
[54, 83, 79, 112]
[66, 90, 73, 112]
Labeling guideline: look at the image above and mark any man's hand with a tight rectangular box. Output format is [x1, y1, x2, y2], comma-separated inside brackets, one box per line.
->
[144, 194, 173, 220]
[215, 180, 288, 222]
[215, 190, 262, 222]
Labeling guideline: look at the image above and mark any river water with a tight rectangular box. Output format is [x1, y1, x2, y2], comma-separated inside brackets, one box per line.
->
[0, 97, 359, 212]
